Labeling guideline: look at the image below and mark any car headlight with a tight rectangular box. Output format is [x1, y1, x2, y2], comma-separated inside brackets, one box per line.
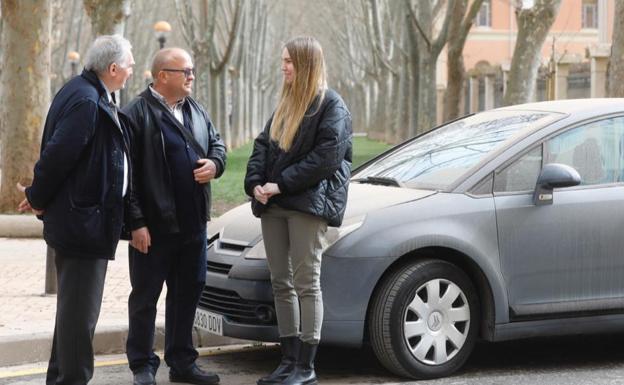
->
[244, 215, 366, 260]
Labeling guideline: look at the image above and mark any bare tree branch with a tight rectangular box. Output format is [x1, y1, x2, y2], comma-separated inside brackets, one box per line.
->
[432, 0, 454, 55]
[212, 0, 242, 73]
[406, 0, 431, 50]
[174, 0, 195, 48]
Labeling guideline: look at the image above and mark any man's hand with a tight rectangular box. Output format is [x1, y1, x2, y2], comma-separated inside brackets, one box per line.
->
[16, 183, 44, 215]
[254, 185, 269, 205]
[130, 226, 151, 254]
[194, 158, 217, 184]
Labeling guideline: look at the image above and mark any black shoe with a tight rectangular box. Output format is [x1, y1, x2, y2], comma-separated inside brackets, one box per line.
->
[257, 336, 300, 385]
[169, 364, 220, 385]
[281, 341, 318, 385]
[133, 367, 156, 385]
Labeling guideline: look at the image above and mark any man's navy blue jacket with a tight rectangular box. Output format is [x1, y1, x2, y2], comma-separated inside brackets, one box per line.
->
[26, 70, 131, 260]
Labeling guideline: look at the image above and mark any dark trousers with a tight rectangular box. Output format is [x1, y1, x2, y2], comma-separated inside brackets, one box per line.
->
[46, 252, 108, 385]
[126, 230, 207, 374]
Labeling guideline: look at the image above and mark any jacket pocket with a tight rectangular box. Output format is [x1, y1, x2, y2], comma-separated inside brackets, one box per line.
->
[65, 204, 110, 251]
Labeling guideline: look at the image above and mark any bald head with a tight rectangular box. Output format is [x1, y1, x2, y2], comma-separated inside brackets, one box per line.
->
[151, 48, 192, 79]
[150, 47, 195, 105]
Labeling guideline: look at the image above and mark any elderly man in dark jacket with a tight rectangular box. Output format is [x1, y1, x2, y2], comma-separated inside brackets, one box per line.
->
[123, 47, 226, 385]
[18, 35, 134, 385]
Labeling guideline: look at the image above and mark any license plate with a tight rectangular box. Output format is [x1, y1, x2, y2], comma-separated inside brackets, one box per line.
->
[193, 308, 223, 336]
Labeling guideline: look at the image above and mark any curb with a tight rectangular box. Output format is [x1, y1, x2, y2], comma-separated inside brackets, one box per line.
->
[0, 323, 245, 367]
[0, 215, 43, 238]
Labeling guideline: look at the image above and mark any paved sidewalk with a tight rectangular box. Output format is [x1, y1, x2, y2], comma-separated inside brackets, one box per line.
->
[0, 237, 167, 366]
[0, 238, 156, 336]
[0, 232, 244, 367]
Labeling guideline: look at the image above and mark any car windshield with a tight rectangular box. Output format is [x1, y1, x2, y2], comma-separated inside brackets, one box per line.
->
[353, 110, 562, 190]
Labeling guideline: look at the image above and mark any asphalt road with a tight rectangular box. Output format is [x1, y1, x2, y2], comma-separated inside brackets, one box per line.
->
[2, 334, 624, 384]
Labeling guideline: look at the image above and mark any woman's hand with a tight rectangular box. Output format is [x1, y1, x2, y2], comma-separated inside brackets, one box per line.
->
[254, 185, 269, 205]
[261, 183, 281, 199]
[254, 183, 281, 205]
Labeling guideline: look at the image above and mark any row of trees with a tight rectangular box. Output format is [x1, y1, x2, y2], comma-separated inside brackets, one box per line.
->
[0, 0, 283, 211]
[1, 0, 624, 212]
[319, 0, 565, 143]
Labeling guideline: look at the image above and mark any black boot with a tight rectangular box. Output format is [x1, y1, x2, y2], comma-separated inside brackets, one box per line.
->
[257, 336, 301, 385]
[281, 341, 318, 385]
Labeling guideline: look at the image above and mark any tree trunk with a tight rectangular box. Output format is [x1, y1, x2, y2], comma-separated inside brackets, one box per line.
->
[503, 0, 561, 105]
[444, 0, 483, 121]
[83, 0, 130, 36]
[386, 71, 400, 144]
[219, 70, 230, 149]
[210, 71, 221, 140]
[369, 80, 385, 141]
[607, 0, 624, 97]
[414, 1, 435, 135]
[417, 54, 436, 134]
[0, 0, 51, 212]
[194, 46, 212, 110]
[407, 0, 453, 134]
[407, 17, 419, 138]
[361, 80, 370, 134]
[397, 50, 410, 142]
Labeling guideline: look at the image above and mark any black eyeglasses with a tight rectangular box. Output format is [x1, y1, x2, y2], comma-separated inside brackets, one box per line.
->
[162, 68, 195, 77]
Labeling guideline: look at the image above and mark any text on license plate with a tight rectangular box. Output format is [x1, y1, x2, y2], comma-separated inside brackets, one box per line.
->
[193, 308, 223, 336]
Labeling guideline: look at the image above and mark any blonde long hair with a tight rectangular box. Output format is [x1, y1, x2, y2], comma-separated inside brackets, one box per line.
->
[270, 36, 327, 151]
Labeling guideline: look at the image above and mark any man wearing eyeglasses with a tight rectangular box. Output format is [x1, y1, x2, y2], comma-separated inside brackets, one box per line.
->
[122, 48, 226, 385]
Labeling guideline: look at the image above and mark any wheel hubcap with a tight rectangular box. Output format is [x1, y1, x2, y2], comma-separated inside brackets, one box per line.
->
[427, 311, 444, 331]
[403, 278, 470, 365]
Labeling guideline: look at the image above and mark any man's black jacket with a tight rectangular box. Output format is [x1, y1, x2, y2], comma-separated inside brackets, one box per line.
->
[244, 89, 352, 227]
[26, 70, 131, 260]
[122, 88, 227, 234]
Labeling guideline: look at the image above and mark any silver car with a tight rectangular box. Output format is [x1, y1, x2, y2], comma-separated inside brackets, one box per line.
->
[194, 99, 624, 379]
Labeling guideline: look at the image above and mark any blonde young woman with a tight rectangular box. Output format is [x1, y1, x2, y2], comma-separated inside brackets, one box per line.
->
[244, 36, 352, 385]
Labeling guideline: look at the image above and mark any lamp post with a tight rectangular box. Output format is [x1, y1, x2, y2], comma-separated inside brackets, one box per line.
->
[153, 21, 172, 49]
[67, 51, 80, 77]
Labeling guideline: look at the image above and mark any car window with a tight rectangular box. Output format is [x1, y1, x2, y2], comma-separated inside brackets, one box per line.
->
[494, 146, 542, 193]
[353, 110, 561, 190]
[544, 117, 624, 186]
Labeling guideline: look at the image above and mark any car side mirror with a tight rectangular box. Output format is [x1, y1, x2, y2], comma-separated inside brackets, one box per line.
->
[533, 163, 581, 206]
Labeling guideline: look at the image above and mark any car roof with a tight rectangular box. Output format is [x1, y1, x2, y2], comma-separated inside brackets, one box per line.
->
[494, 98, 624, 116]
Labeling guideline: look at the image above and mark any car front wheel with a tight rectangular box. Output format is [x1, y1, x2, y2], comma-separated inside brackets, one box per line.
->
[369, 259, 480, 379]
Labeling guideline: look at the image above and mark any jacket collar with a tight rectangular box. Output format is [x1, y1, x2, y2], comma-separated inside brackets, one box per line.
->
[80, 69, 118, 104]
[80, 69, 109, 99]
[139, 87, 208, 157]
[81, 69, 124, 130]
[140, 86, 188, 109]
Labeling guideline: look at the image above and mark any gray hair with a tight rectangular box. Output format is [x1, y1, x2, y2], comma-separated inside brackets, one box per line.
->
[84, 35, 133, 75]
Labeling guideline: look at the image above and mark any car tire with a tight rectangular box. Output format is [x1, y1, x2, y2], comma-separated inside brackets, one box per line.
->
[369, 259, 480, 379]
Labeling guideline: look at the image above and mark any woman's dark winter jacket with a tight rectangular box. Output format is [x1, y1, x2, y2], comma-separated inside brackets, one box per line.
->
[26, 70, 131, 260]
[244, 89, 352, 227]
[122, 89, 227, 235]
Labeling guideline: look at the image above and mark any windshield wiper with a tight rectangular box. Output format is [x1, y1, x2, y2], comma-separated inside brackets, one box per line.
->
[352, 176, 404, 187]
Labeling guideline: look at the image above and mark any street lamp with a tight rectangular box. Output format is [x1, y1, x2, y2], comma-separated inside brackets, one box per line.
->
[153, 20, 172, 49]
[67, 51, 80, 77]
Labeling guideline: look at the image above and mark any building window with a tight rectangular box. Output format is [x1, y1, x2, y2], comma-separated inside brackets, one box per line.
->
[475, 0, 491, 27]
[582, 0, 598, 29]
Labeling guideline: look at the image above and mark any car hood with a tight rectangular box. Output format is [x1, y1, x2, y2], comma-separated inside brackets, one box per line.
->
[209, 184, 436, 247]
